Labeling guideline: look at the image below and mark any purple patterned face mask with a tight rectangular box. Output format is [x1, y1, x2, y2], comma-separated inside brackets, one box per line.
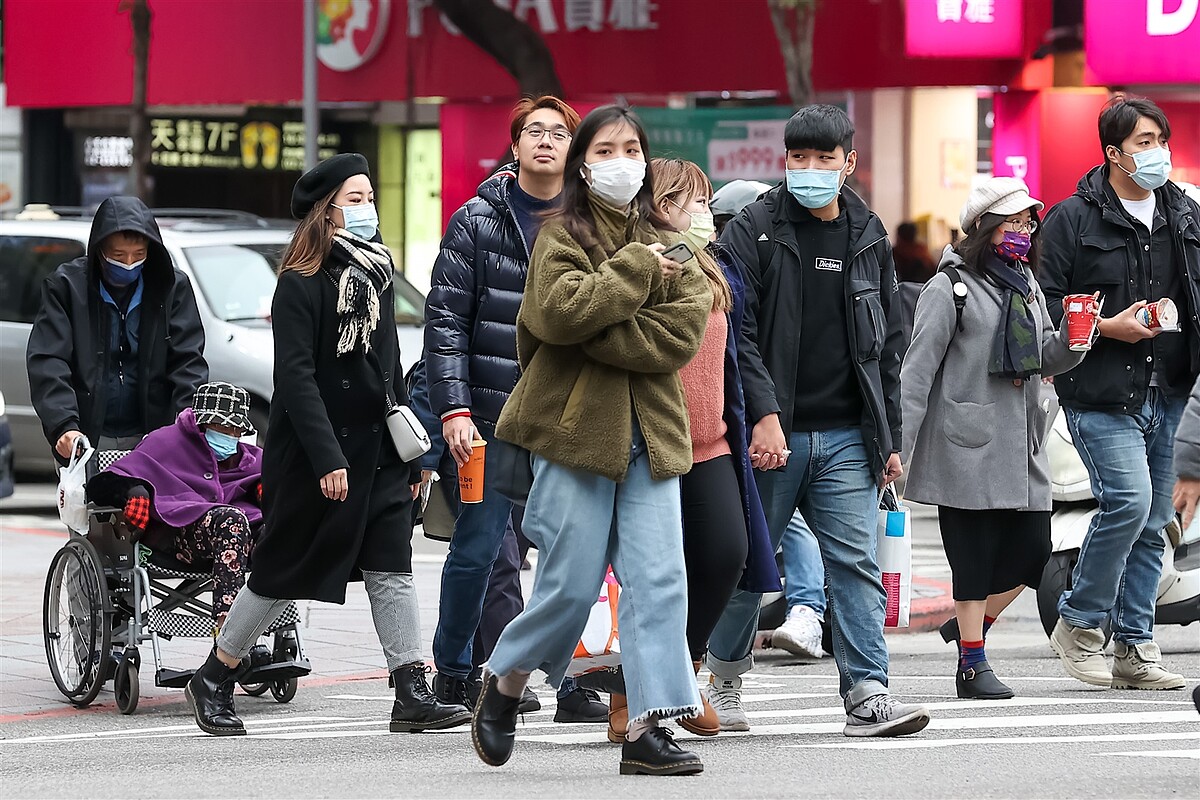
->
[994, 231, 1032, 262]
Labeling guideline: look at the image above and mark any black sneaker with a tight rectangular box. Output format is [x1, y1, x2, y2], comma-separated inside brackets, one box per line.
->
[518, 686, 541, 713]
[619, 727, 704, 776]
[554, 686, 607, 723]
[471, 669, 521, 767]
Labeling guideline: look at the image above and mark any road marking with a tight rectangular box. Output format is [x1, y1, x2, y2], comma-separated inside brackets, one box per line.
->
[1097, 748, 1200, 760]
[785, 732, 1200, 751]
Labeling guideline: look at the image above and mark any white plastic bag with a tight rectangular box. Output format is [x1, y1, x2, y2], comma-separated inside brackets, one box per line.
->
[56, 436, 94, 534]
[568, 568, 621, 676]
[877, 486, 912, 628]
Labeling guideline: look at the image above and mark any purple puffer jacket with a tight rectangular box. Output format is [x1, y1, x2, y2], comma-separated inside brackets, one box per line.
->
[107, 408, 263, 528]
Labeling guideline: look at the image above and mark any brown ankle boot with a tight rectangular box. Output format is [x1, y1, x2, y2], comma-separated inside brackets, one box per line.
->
[606, 692, 627, 743]
[679, 660, 720, 736]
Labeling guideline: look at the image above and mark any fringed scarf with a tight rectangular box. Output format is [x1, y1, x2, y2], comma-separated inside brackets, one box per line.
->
[325, 229, 394, 356]
[981, 251, 1042, 380]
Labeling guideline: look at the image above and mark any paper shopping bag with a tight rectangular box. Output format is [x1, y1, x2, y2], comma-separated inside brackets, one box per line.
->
[877, 486, 912, 628]
[568, 567, 621, 676]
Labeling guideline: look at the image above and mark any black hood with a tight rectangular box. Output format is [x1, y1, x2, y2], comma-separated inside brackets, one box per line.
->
[87, 196, 171, 276]
[477, 163, 518, 213]
[1075, 164, 1194, 219]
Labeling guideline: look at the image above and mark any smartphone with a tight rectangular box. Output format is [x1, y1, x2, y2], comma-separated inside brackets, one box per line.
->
[661, 241, 695, 263]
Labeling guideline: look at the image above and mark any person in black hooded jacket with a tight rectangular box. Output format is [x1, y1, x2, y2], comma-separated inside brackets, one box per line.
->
[26, 196, 208, 459]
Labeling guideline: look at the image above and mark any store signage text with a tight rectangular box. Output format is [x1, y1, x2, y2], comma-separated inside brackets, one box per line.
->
[407, 0, 658, 36]
[1085, 0, 1200, 83]
[149, 119, 340, 171]
[904, 0, 1023, 58]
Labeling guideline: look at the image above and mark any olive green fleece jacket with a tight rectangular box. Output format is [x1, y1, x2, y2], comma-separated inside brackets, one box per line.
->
[496, 196, 712, 482]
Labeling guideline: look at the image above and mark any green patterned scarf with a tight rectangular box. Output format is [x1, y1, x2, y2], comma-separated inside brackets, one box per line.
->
[983, 253, 1042, 379]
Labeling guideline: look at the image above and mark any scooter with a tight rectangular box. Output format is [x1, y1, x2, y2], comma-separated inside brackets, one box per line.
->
[1038, 392, 1200, 637]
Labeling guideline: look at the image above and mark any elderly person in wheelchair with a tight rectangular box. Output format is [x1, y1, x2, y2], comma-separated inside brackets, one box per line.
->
[88, 381, 262, 627]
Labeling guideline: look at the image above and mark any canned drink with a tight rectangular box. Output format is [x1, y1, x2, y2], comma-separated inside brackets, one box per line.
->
[1136, 298, 1180, 331]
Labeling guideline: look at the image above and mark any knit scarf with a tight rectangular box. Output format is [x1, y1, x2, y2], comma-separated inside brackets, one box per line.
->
[981, 251, 1041, 380]
[326, 229, 394, 356]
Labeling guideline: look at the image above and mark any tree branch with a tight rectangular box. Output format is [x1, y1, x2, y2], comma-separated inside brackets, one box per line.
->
[431, 0, 563, 97]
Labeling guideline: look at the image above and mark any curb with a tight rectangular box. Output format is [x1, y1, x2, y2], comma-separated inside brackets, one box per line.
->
[898, 576, 955, 634]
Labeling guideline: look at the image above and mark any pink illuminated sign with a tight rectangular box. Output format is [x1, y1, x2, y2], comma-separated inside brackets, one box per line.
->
[1085, 0, 1200, 84]
[905, 0, 1024, 57]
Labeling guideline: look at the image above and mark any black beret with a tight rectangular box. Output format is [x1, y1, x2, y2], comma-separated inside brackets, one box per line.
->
[290, 152, 371, 219]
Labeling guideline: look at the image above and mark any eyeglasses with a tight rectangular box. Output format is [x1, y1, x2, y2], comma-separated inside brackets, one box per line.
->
[1001, 218, 1038, 234]
[521, 125, 572, 143]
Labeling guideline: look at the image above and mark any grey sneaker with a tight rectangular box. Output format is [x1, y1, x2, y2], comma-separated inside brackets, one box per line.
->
[1111, 641, 1185, 690]
[844, 693, 930, 737]
[771, 605, 825, 659]
[1049, 619, 1112, 687]
[704, 675, 749, 732]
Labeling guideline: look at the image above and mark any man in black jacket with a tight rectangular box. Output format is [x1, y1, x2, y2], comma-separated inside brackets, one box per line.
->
[424, 96, 604, 720]
[26, 196, 208, 459]
[1041, 97, 1197, 691]
[706, 105, 928, 738]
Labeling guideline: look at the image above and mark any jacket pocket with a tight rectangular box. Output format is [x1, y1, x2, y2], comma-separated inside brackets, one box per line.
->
[943, 400, 994, 448]
[852, 290, 884, 361]
[558, 363, 593, 431]
[1079, 234, 1127, 285]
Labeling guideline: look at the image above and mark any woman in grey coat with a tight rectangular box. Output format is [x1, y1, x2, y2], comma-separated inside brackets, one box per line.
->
[901, 178, 1098, 699]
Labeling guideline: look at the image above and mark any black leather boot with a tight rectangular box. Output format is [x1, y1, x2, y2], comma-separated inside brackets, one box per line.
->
[957, 661, 1015, 700]
[432, 672, 478, 710]
[471, 668, 521, 767]
[939, 617, 962, 655]
[390, 663, 471, 732]
[619, 726, 704, 775]
[185, 648, 245, 736]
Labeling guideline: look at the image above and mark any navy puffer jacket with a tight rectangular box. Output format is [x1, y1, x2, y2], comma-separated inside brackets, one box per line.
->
[424, 165, 530, 425]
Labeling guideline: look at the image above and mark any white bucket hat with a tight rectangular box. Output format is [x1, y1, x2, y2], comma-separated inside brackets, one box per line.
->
[960, 177, 1045, 233]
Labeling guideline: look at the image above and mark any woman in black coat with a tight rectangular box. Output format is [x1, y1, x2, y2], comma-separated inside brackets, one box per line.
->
[184, 154, 469, 737]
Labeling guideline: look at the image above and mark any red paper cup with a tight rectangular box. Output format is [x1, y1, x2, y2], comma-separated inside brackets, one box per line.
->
[1136, 298, 1179, 332]
[1064, 294, 1098, 351]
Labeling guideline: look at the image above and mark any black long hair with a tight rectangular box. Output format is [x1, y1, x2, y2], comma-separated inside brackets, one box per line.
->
[550, 104, 671, 248]
[954, 210, 1042, 276]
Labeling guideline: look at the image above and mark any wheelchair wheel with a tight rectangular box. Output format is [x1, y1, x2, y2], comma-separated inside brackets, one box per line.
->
[114, 660, 139, 715]
[44, 537, 111, 707]
[270, 677, 297, 703]
[240, 681, 270, 697]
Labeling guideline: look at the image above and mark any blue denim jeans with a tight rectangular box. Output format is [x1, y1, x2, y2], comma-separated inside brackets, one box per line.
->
[707, 427, 889, 704]
[1061, 389, 1184, 644]
[782, 508, 826, 616]
[487, 434, 701, 724]
[433, 423, 516, 679]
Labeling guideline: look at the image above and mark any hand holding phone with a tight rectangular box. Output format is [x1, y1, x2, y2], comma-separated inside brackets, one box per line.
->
[661, 241, 695, 263]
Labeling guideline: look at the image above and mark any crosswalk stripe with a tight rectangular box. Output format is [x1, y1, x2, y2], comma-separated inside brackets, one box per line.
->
[785, 732, 1200, 751]
[1097, 748, 1200, 759]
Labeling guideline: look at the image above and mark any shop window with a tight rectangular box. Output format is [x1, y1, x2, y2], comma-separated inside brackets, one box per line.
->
[0, 236, 86, 323]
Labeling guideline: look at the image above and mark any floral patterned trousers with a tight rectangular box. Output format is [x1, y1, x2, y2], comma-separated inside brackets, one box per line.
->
[175, 506, 253, 619]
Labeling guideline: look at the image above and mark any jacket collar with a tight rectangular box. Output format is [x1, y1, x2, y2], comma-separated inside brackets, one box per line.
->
[477, 163, 518, 212]
[1077, 164, 1195, 232]
[762, 183, 888, 258]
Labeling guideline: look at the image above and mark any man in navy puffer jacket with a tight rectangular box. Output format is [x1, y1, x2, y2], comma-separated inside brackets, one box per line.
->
[425, 96, 592, 716]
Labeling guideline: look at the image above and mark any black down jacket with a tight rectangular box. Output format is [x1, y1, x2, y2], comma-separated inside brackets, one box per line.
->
[424, 164, 531, 425]
[26, 196, 208, 451]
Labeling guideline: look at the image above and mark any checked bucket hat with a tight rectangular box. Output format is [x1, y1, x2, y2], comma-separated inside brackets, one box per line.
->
[191, 381, 255, 435]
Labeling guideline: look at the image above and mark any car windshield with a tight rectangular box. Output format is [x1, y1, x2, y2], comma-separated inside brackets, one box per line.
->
[184, 243, 284, 323]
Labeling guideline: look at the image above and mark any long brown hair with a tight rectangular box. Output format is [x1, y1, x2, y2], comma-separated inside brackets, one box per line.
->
[651, 158, 732, 312]
[280, 186, 339, 276]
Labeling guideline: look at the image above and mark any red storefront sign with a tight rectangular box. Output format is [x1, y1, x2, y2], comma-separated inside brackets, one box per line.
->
[1085, 0, 1200, 84]
[4, 0, 1045, 108]
[905, 0, 1024, 58]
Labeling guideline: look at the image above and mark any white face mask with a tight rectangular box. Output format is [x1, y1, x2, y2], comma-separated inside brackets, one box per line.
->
[583, 157, 647, 207]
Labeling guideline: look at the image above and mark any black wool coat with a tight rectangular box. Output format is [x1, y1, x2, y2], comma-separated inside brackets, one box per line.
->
[249, 265, 417, 603]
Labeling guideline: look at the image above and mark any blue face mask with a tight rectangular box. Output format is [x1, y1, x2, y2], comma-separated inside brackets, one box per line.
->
[785, 163, 848, 210]
[102, 256, 145, 287]
[204, 429, 239, 461]
[334, 202, 379, 240]
[1118, 146, 1172, 192]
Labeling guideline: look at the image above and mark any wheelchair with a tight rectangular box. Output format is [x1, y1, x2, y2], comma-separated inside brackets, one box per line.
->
[42, 445, 311, 714]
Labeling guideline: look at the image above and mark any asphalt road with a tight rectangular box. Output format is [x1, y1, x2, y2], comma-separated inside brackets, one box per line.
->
[2, 491, 1198, 799]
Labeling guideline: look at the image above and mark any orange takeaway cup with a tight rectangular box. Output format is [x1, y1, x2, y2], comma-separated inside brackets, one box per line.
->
[457, 439, 487, 504]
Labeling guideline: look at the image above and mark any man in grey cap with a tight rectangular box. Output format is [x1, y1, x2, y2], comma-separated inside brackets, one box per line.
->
[1040, 95, 1197, 690]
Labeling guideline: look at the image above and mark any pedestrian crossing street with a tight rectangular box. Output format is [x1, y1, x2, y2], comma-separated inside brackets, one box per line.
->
[3, 673, 1195, 759]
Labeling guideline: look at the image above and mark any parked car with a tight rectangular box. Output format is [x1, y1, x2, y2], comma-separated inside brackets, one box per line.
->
[0, 205, 426, 475]
[0, 389, 14, 498]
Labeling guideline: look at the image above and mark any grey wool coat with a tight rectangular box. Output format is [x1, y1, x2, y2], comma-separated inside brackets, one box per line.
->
[901, 247, 1086, 511]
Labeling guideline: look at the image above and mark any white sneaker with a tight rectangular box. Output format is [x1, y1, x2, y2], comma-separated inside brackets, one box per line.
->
[1112, 641, 1185, 690]
[771, 605, 825, 659]
[704, 675, 749, 732]
[844, 693, 930, 738]
[1049, 619, 1112, 687]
